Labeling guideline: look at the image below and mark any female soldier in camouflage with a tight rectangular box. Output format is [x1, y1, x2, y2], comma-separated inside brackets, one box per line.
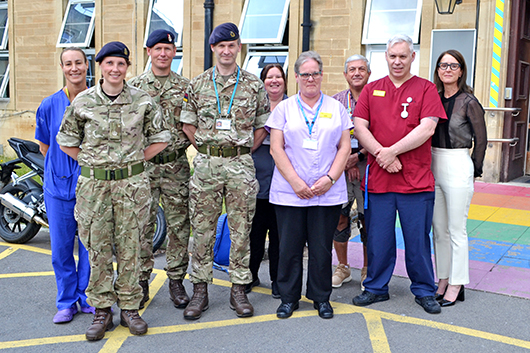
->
[57, 41, 170, 341]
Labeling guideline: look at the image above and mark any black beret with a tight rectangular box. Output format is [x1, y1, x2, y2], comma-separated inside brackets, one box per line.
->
[209, 22, 239, 45]
[95, 41, 130, 63]
[146, 29, 177, 48]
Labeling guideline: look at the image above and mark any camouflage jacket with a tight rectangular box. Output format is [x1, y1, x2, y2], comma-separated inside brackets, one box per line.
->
[56, 79, 171, 169]
[128, 70, 190, 151]
[180, 66, 270, 148]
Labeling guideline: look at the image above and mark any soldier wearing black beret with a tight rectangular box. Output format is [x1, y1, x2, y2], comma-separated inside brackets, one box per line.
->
[59, 39, 170, 340]
[94, 41, 131, 65]
[180, 22, 270, 321]
[128, 27, 192, 313]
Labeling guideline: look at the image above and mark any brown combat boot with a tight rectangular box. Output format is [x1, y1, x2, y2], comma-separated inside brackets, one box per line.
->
[230, 284, 254, 317]
[183, 282, 209, 320]
[120, 310, 148, 335]
[85, 307, 113, 341]
[169, 279, 190, 309]
[139, 280, 149, 309]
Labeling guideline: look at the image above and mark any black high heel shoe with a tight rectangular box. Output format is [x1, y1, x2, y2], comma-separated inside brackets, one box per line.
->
[439, 286, 465, 307]
[435, 285, 447, 301]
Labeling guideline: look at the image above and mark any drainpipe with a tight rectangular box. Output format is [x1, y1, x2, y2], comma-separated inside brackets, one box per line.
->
[301, 0, 311, 51]
[204, 0, 214, 70]
[473, 0, 480, 89]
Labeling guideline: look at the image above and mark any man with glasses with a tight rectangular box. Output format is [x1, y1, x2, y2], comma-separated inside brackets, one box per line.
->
[128, 29, 191, 311]
[181, 22, 270, 320]
[352, 34, 446, 314]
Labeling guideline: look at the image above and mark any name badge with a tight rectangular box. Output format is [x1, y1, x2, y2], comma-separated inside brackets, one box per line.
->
[303, 138, 318, 150]
[319, 112, 332, 119]
[216, 119, 231, 130]
[350, 138, 358, 149]
[373, 90, 386, 97]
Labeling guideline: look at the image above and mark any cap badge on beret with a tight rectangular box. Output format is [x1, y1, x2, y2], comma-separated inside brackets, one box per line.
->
[230, 31, 235, 38]
[124, 48, 128, 56]
[168, 33, 172, 42]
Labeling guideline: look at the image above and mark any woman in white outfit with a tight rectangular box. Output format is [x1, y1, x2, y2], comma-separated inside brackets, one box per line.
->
[431, 49, 487, 306]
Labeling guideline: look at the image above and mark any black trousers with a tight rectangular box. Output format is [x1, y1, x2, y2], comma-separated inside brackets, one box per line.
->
[249, 198, 279, 283]
[275, 205, 341, 303]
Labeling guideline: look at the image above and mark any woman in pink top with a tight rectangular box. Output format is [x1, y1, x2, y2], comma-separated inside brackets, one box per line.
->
[266, 51, 351, 319]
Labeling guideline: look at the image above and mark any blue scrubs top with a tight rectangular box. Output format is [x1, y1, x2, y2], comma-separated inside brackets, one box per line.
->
[35, 89, 80, 201]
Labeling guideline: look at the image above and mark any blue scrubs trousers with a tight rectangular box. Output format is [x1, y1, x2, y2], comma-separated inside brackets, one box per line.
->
[363, 192, 436, 298]
[45, 192, 90, 310]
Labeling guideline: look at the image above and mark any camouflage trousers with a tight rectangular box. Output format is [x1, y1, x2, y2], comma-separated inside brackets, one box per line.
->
[189, 153, 258, 285]
[74, 172, 151, 310]
[140, 155, 190, 281]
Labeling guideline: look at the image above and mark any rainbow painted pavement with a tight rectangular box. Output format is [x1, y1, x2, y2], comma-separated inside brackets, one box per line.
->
[336, 181, 530, 299]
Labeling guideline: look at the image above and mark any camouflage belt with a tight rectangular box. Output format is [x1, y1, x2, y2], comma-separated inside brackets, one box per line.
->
[150, 148, 186, 164]
[197, 145, 251, 157]
[80, 163, 144, 180]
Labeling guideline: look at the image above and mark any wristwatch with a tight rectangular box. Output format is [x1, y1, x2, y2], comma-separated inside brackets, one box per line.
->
[326, 174, 335, 185]
[357, 151, 365, 162]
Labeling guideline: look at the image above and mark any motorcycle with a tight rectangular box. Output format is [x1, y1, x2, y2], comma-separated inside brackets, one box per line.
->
[0, 138, 167, 251]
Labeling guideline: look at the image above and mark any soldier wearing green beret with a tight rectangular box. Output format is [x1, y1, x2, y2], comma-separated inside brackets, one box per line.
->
[57, 41, 170, 341]
[181, 22, 270, 320]
[128, 29, 192, 311]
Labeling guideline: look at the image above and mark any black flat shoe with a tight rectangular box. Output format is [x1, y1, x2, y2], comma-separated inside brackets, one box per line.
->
[415, 295, 441, 314]
[245, 278, 260, 294]
[435, 293, 444, 301]
[439, 286, 465, 307]
[352, 291, 390, 307]
[313, 301, 333, 319]
[276, 302, 299, 319]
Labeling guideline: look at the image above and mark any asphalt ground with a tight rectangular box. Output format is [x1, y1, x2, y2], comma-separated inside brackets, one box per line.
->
[1, 226, 530, 353]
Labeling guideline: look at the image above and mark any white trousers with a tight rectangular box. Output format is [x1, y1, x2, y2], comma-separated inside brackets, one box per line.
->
[431, 147, 474, 285]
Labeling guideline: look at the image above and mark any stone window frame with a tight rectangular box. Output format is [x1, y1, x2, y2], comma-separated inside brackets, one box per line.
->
[0, 2, 8, 50]
[239, 0, 290, 45]
[362, 0, 422, 45]
[56, 0, 96, 48]
[0, 52, 8, 99]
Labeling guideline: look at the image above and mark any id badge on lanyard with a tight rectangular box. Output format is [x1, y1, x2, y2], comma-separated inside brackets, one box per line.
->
[216, 114, 232, 130]
[298, 94, 323, 150]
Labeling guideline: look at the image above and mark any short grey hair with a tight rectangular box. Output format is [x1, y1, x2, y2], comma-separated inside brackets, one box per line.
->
[344, 54, 371, 73]
[294, 51, 323, 74]
[386, 34, 414, 55]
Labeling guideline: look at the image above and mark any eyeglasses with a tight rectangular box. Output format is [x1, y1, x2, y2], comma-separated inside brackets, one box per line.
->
[438, 62, 461, 71]
[298, 71, 322, 80]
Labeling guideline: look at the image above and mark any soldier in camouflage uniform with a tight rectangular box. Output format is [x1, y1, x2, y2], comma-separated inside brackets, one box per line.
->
[128, 29, 191, 310]
[57, 41, 170, 341]
[181, 23, 270, 320]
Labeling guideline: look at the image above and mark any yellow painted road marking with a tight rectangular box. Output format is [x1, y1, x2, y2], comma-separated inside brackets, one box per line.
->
[0, 271, 54, 278]
[364, 313, 391, 353]
[0, 242, 52, 256]
[2, 242, 530, 352]
[0, 247, 17, 260]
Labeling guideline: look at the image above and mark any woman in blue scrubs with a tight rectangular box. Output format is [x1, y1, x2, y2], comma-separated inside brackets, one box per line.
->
[35, 47, 92, 324]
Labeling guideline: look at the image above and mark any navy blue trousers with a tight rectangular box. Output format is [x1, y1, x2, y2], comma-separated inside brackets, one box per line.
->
[364, 192, 436, 298]
[275, 205, 341, 303]
[45, 192, 90, 310]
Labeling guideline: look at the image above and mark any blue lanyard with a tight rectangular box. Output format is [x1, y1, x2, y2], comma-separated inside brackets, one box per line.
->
[297, 93, 324, 137]
[364, 164, 369, 210]
[212, 66, 240, 117]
